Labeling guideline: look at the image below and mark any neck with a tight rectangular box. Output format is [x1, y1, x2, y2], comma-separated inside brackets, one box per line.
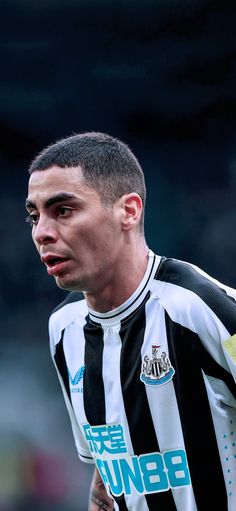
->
[84, 241, 149, 313]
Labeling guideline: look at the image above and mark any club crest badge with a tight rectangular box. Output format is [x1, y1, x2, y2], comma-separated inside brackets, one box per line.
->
[140, 345, 175, 386]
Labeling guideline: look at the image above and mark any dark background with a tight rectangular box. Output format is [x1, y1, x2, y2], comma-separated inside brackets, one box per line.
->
[1, 1, 236, 510]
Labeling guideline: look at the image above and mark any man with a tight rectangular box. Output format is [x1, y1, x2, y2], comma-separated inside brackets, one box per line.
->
[26, 132, 236, 511]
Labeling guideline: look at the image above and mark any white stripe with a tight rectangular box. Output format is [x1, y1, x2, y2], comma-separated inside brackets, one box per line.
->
[102, 323, 149, 511]
[57, 319, 92, 460]
[202, 371, 236, 511]
[102, 323, 128, 426]
[50, 343, 91, 462]
[154, 280, 231, 371]
[141, 295, 197, 511]
[50, 299, 88, 334]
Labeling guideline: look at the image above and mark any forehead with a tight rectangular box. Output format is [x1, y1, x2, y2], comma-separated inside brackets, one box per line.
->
[27, 165, 97, 204]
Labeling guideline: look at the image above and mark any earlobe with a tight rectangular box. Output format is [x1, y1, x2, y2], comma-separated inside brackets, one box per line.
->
[122, 193, 143, 231]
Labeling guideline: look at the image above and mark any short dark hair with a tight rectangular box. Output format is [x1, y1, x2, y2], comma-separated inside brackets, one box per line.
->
[29, 132, 146, 232]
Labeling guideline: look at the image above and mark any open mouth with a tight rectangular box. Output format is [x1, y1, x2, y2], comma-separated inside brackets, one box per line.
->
[44, 257, 69, 276]
[41, 255, 70, 276]
[46, 257, 66, 267]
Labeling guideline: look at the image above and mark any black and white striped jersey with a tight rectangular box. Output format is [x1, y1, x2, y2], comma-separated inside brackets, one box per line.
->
[49, 251, 236, 511]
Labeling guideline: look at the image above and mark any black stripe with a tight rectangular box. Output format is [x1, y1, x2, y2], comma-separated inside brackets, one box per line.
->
[83, 317, 129, 511]
[119, 303, 177, 511]
[113, 495, 129, 511]
[54, 329, 71, 403]
[83, 316, 106, 425]
[157, 258, 236, 335]
[165, 312, 228, 510]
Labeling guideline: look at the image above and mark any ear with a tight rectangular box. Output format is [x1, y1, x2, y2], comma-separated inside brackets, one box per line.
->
[120, 193, 143, 231]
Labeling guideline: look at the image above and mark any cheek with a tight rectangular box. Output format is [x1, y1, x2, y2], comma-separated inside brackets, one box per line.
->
[82, 229, 114, 254]
[69, 227, 99, 252]
[69, 214, 119, 252]
[32, 232, 39, 251]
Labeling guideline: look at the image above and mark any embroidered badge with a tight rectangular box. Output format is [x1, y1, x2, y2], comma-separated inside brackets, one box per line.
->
[140, 345, 175, 386]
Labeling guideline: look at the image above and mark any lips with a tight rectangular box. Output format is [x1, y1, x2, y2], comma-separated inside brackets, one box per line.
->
[44, 256, 66, 267]
[41, 255, 69, 276]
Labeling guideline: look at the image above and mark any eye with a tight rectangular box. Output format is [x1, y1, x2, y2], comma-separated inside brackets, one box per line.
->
[58, 206, 73, 217]
[25, 213, 39, 226]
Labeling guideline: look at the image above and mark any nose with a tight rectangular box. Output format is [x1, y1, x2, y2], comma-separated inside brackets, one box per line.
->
[33, 216, 58, 247]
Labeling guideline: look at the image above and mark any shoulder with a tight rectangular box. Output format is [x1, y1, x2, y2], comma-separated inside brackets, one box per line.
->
[52, 291, 84, 314]
[49, 291, 88, 338]
[154, 257, 236, 331]
[156, 257, 236, 301]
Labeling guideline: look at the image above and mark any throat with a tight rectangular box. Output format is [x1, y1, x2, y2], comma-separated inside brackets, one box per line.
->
[84, 248, 149, 313]
[84, 287, 127, 313]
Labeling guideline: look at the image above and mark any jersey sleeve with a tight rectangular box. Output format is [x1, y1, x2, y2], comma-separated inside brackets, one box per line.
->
[49, 314, 94, 464]
[187, 281, 236, 385]
[158, 258, 236, 386]
[222, 334, 236, 381]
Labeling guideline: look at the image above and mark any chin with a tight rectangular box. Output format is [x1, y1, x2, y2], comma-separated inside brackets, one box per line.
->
[55, 275, 73, 291]
[55, 275, 85, 293]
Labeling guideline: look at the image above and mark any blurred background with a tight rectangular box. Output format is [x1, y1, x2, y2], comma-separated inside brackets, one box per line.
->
[1, 0, 236, 509]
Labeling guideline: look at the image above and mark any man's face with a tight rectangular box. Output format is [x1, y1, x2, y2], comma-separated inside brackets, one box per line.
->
[26, 165, 123, 293]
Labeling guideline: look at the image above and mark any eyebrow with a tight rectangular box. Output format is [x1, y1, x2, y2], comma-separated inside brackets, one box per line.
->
[25, 192, 78, 210]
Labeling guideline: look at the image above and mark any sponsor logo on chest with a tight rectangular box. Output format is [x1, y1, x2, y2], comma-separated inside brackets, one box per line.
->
[82, 422, 190, 497]
[68, 365, 85, 393]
